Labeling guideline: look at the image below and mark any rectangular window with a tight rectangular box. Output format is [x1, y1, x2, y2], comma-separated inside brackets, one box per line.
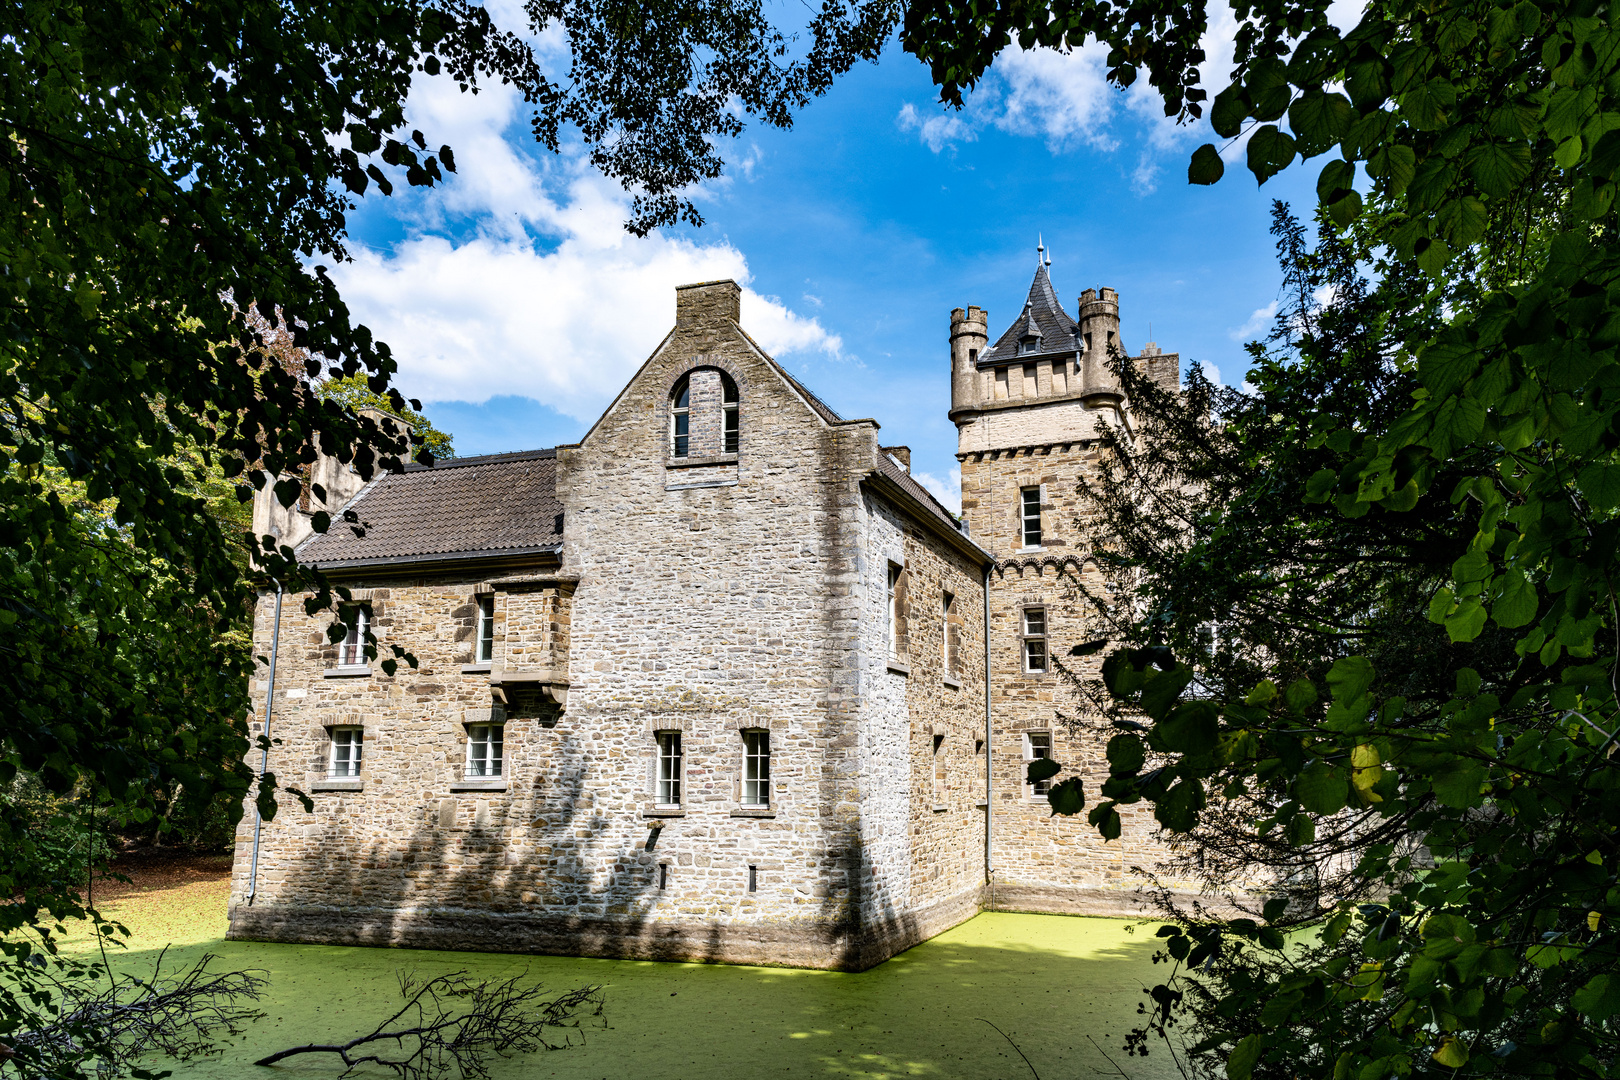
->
[466, 723, 504, 778]
[742, 730, 770, 807]
[941, 592, 956, 674]
[1023, 362, 1038, 396]
[659, 864, 669, 890]
[339, 605, 370, 667]
[887, 563, 905, 663]
[1020, 487, 1042, 548]
[1022, 607, 1048, 673]
[1025, 732, 1053, 795]
[932, 734, 946, 804]
[329, 726, 363, 778]
[656, 731, 683, 807]
[1052, 359, 1067, 394]
[974, 739, 986, 803]
[747, 865, 758, 892]
[967, 348, 978, 365]
[475, 595, 494, 664]
[994, 367, 1009, 400]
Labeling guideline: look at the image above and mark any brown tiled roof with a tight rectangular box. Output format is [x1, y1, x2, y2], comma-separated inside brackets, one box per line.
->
[296, 449, 562, 566]
[981, 264, 1079, 366]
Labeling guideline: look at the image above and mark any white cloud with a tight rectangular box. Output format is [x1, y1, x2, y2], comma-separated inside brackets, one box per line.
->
[1229, 300, 1279, 342]
[913, 468, 963, 516]
[894, 7, 1246, 191]
[330, 79, 839, 421]
[896, 103, 977, 153]
[1200, 359, 1224, 386]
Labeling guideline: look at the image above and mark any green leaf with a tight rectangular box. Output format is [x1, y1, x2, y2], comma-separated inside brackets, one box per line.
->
[1491, 568, 1538, 627]
[1400, 78, 1456, 130]
[1467, 141, 1531, 198]
[1592, 128, 1620, 178]
[1285, 678, 1318, 712]
[1432, 1036, 1468, 1068]
[1296, 762, 1349, 814]
[1089, 800, 1122, 840]
[1573, 974, 1620, 1019]
[1247, 58, 1291, 121]
[1227, 1035, 1263, 1080]
[1287, 811, 1316, 846]
[1210, 86, 1249, 139]
[1444, 597, 1488, 642]
[1432, 759, 1487, 807]
[1189, 143, 1226, 185]
[1326, 656, 1375, 701]
[1046, 777, 1085, 816]
[1140, 664, 1195, 720]
[1156, 777, 1206, 831]
[1156, 700, 1220, 756]
[1027, 757, 1062, 784]
[1437, 196, 1487, 246]
[1290, 91, 1354, 154]
[1247, 125, 1297, 184]
[1107, 733, 1146, 773]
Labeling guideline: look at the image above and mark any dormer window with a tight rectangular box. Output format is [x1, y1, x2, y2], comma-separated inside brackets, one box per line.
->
[1019, 338, 1039, 355]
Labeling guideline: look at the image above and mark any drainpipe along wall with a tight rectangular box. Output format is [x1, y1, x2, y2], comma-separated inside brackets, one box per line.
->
[246, 583, 284, 905]
[983, 561, 993, 905]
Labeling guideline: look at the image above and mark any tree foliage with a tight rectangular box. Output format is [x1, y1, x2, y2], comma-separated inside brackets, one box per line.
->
[900, 0, 1620, 1073]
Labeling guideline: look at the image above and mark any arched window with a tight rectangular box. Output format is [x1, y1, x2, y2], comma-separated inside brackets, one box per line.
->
[721, 372, 739, 453]
[671, 375, 691, 457]
[669, 369, 740, 458]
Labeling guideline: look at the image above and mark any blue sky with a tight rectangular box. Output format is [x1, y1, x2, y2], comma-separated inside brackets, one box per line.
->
[333, 13, 1331, 511]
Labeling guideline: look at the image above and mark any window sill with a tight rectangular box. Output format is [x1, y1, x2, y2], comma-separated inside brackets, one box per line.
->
[324, 666, 371, 679]
[942, 673, 963, 689]
[1016, 546, 1045, 555]
[449, 780, 507, 792]
[886, 659, 911, 676]
[931, 804, 949, 813]
[311, 779, 363, 792]
[461, 663, 492, 675]
[730, 808, 775, 818]
[667, 453, 739, 469]
[975, 800, 989, 809]
[643, 808, 686, 819]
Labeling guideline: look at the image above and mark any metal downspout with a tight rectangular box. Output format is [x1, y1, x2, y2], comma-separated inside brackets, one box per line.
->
[984, 560, 994, 909]
[246, 583, 284, 906]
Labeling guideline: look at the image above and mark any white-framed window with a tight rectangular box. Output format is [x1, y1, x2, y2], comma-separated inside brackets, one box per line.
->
[475, 595, 494, 664]
[466, 723, 503, 778]
[1020, 486, 1042, 548]
[932, 734, 946, 803]
[1022, 607, 1048, 673]
[974, 739, 986, 802]
[329, 726, 363, 778]
[722, 371, 740, 454]
[656, 731, 683, 807]
[1025, 731, 1052, 796]
[671, 376, 692, 457]
[941, 591, 956, 674]
[887, 562, 905, 662]
[742, 729, 770, 807]
[339, 605, 370, 667]
[1019, 338, 1038, 355]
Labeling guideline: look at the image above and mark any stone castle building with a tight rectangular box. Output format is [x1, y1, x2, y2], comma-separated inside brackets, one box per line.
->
[229, 256, 1183, 971]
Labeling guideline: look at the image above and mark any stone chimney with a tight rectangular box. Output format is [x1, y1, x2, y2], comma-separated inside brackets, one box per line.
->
[882, 446, 911, 472]
[675, 279, 742, 327]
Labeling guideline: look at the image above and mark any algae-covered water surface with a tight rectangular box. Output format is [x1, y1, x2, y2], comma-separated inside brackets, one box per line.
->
[61, 880, 1180, 1079]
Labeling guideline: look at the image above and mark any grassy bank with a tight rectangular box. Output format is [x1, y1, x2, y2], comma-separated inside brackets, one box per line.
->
[56, 870, 1178, 1079]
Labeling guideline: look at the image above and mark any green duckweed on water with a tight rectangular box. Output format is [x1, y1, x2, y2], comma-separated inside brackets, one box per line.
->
[58, 882, 1180, 1079]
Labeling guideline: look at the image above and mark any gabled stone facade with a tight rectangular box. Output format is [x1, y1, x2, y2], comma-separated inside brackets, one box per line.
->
[228, 266, 1187, 971]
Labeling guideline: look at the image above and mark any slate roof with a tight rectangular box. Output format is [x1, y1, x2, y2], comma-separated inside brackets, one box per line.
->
[980, 264, 1080, 367]
[872, 450, 974, 545]
[295, 449, 562, 567]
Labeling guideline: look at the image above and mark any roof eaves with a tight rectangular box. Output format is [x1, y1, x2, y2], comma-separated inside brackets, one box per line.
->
[307, 544, 564, 573]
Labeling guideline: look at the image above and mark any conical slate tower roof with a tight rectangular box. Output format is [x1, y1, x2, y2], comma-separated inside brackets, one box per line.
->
[979, 262, 1079, 366]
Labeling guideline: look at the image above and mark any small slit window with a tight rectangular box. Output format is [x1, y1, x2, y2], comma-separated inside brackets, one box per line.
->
[475, 595, 494, 664]
[1025, 732, 1053, 795]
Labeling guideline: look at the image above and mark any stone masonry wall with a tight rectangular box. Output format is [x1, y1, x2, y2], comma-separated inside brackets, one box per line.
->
[960, 441, 1182, 916]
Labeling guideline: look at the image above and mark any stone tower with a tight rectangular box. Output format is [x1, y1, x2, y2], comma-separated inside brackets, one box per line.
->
[954, 246, 1184, 915]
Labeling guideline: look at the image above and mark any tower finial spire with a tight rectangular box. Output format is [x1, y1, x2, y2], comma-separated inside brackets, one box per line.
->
[1037, 233, 1045, 266]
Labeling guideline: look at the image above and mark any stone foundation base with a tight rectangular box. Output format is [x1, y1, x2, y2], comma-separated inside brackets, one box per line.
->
[228, 886, 984, 973]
